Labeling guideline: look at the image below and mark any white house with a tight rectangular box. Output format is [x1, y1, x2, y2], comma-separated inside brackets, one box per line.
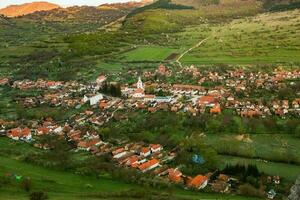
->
[83, 94, 104, 106]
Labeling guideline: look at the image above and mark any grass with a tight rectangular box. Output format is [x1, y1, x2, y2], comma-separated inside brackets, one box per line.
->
[181, 9, 300, 65]
[220, 155, 300, 182]
[202, 134, 300, 165]
[121, 46, 181, 62]
[0, 137, 260, 200]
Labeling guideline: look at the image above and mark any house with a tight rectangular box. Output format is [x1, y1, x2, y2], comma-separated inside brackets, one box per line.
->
[210, 103, 221, 114]
[198, 96, 216, 107]
[77, 138, 102, 151]
[144, 95, 156, 102]
[273, 176, 280, 184]
[47, 81, 62, 89]
[138, 159, 159, 173]
[0, 78, 9, 85]
[90, 94, 104, 106]
[168, 168, 183, 183]
[211, 181, 230, 193]
[96, 75, 106, 84]
[267, 189, 276, 199]
[150, 144, 163, 153]
[148, 107, 157, 113]
[112, 148, 127, 159]
[154, 96, 172, 103]
[157, 64, 170, 76]
[84, 94, 104, 106]
[7, 127, 32, 141]
[125, 155, 139, 167]
[187, 175, 208, 190]
[99, 100, 109, 109]
[140, 147, 151, 157]
[36, 127, 50, 135]
[132, 88, 145, 98]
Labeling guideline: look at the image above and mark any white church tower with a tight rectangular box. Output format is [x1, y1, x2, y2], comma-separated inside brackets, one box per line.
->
[137, 76, 144, 90]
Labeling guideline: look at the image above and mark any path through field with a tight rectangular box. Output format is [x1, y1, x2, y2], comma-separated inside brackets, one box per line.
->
[175, 36, 211, 67]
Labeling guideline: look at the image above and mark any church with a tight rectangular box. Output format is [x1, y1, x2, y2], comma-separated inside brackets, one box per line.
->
[132, 77, 145, 98]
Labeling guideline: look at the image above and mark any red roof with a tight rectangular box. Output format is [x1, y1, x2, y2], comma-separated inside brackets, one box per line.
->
[141, 147, 150, 154]
[138, 159, 159, 171]
[7, 127, 31, 138]
[112, 147, 125, 155]
[150, 144, 162, 150]
[37, 127, 50, 134]
[198, 96, 215, 105]
[168, 168, 182, 183]
[187, 175, 208, 188]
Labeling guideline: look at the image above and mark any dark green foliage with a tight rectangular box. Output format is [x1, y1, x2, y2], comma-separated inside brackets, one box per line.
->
[25, 135, 73, 170]
[175, 137, 218, 175]
[127, 0, 193, 18]
[266, 1, 300, 11]
[222, 164, 260, 181]
[100, 82, 122, 97]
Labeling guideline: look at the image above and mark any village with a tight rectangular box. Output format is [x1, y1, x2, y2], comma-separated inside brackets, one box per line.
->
[0, 64, 299, 199]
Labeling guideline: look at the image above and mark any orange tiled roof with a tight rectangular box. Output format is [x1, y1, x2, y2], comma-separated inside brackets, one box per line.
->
[187, 175, 208, 188]
[138, 159, 159, 171]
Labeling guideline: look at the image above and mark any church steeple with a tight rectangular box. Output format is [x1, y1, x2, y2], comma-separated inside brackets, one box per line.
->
[137, 76, 144, 90]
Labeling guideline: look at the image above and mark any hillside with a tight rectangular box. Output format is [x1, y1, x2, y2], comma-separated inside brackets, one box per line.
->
[0, 1, 60, 17]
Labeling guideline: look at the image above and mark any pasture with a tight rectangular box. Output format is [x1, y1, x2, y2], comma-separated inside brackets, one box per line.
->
[121, 46, 181, 62]
[220, 155, 300, 182]
[203, 134, 300, 165]
[181, 9, 300, 65]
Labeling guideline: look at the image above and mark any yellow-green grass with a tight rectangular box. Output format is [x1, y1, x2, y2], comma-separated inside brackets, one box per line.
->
[181, 9, 300, 65]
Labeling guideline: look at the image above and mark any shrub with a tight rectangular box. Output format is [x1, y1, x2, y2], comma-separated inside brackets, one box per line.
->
[238, 183, 264, 198]
[29, 191, 48, 200]
[21, 177, 32, 192]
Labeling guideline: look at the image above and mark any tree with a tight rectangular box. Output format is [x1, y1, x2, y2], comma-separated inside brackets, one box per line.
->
[175, 136, 218, 175]
[289, 176, 300, 200]
[39, 135, 72, 170]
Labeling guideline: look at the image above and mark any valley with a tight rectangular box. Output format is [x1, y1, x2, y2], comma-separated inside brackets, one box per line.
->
[0, 0, 300, 200]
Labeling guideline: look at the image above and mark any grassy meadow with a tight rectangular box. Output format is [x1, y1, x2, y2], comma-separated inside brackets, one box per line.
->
[202, 134, 300, 165]
[181, 9, 300, 65]
[220, 155, 300, 182]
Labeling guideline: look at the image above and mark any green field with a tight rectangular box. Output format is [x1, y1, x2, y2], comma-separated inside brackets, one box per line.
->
[203, 134, 300, 165]
[220, 155, 300, 182]
[181, 9, 300, 65]
[121, 46, 181, 62]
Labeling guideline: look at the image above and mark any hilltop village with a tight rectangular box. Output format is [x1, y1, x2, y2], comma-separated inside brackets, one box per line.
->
[0, 65, 299, 199]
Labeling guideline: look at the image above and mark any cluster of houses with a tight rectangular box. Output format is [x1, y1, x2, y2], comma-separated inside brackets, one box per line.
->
[2, 66, 293, 198]
[1, 64, 299, 119]
[117, 65, 300, 118]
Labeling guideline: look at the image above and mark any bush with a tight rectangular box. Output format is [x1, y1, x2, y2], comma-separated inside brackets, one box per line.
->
[30, 191, 48, 200]
[21, 177, 32, 192]
[238, 184, 264, 198]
